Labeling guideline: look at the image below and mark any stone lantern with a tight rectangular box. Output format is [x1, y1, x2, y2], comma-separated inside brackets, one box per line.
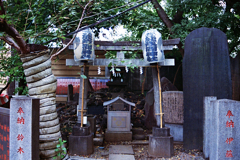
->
[73, 28, 95, 61]
[141, 29, 165, 63]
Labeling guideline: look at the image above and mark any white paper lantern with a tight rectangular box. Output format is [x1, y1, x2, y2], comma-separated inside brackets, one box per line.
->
[73, 28, 95, 61]
[141, 29, 165, 63]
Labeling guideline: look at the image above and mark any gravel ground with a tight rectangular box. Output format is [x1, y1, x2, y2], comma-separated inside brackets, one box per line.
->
[70, 141, 205, 160]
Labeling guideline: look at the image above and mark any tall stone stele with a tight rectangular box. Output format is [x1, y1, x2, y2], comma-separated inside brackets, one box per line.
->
[183, 27, 232, 149]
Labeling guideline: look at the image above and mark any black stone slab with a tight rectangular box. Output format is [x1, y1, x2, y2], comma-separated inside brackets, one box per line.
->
[183, 27, 232, 149]
[0, 107, 10, 160]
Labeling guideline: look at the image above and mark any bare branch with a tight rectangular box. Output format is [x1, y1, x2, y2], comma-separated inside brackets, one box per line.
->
[75, 0, 84, 9]
[0, 36, 21, 52]
[50, 1, 93, 59]
[151, 0, 173, 30]
[3, 23, 30, 54]
[0, 81, 10, 95]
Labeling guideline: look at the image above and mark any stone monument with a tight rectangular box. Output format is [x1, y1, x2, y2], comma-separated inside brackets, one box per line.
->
[10, 97, 39, 160]
[204, 99, 240, 160]
[162, 91, 183, 142]
[183, 27, 232, 149]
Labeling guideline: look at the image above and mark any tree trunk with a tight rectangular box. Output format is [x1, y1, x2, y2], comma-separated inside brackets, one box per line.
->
[20, 49, 63, 160]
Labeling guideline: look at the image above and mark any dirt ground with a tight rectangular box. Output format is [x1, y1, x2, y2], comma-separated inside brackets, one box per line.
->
[75, 141, 205, 160]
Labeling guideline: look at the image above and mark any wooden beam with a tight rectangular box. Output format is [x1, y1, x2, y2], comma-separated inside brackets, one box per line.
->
[66, 58, 175, 67]
[63, 38, 180, 46]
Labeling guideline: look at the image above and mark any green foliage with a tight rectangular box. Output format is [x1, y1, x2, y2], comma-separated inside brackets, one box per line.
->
[0, 47, 28, 94]
[53, 138, 67, 159]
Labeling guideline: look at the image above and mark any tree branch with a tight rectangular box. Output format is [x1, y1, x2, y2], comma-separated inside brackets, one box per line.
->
[0, 36, 21, 52]
[151, 0, 184, 56]
[50, 1, 93, 59]
[151, 0, 173, 30]
[0, 0, 30, 54]
[0, 81, 10, 95]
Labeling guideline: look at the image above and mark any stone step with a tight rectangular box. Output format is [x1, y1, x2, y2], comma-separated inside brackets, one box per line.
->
[130, 140, 149, 145]
[131, 127, 144, 135]
[93, 137, 103, 146]
[132, 134, 146, 140]
[109, 145, 134, 155]
[109, 154, 135, 160]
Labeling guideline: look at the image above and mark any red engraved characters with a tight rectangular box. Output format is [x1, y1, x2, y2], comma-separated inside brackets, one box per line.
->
[226, 120, 234, 128]
[17, 147, 24, 154]
[17, 107, 24, 116]
[226, 150, 233, 158]
[17, 117, 25, 124]
[17, 134, 24, 141]
[225, 137, 234, 144]
[226, 110, 234, 118]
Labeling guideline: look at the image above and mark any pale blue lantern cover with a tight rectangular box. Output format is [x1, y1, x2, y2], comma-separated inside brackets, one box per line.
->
[141, 29, 165, 63]
[73, 28, 95, 61]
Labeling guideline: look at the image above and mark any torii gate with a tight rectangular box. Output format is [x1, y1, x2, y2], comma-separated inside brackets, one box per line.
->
[66, 38, 180, 128]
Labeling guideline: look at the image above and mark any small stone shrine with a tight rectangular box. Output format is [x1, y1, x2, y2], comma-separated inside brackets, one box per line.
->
[103, 96, 135, 141]
[183, 27, 232, 149]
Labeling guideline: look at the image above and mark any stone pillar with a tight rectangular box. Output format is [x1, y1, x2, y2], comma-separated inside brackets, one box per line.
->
[10, 97, 39, 160]
[209, 99, 240, 160]
[203, 96, 217, 159]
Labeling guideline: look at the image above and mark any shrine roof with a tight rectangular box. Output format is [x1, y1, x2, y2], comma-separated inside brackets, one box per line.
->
[103, 96, 135, 106]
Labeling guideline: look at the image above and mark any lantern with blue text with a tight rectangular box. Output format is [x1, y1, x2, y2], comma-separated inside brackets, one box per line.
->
[141, 29, 165, 63]
[73, 28, 95, 61]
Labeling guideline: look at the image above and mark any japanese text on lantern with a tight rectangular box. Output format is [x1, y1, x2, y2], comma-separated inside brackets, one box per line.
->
[17, 107, 24, 155]
[225, 110, 234, 158]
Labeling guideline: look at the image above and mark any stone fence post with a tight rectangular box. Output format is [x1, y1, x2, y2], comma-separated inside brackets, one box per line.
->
[10, 97, 39, 160]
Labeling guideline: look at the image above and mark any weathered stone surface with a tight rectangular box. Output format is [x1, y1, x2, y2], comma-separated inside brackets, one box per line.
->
[162, 91, 183, 124]
[22, 54, 49, 69]
[39, 140, 59, 150]
[209, 99, 240, 160]
[161, 77, 178, 92]
[39, 118, 59, 128]
[105, 130, 132, 142]
[40, 97, 56, 106]
[165, 123, 183, 142]
[26, 68, 52, 83]
[20, 49, 49, 63]
[148, 134, 174, 158]
[39, 131, 61, 142]
[109, 145, 134, 154]
[203, 96, 217, 159]
[40, 105, 56, 115]
[24, 59, 51, 77]
[109, 154, 135, 160]
[183, 27, 232, 149]
[144, 88, 157, 129]
[40, 112, 58, 122]
[40, 148, 58, 158]
[27, 75, 57, 89]
[10, 97, 39, 160]
[39, 124, 60, 134]
[69, 133, 94, 155]
[40, 99, 56, 108]
[32, 93, 56, 99]
[28, 82, 57, 95]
